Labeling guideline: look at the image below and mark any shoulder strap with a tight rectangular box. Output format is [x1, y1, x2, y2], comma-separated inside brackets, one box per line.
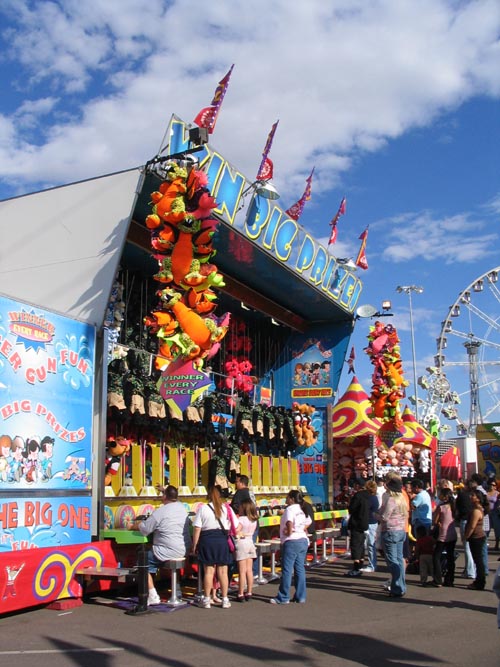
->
[225, 503, 237, 531]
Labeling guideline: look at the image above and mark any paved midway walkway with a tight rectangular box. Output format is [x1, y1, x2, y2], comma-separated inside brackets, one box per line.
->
[1, 546, 499, 667]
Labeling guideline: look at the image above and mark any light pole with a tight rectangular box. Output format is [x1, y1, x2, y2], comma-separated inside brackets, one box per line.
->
[396, 285, 424, 421]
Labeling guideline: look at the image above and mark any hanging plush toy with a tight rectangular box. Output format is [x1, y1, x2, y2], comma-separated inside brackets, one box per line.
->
[419, 448, 430, 473]
[105, 436, 131, 486]
[365, 322, 408, 425]
[145, 157, 229, 368]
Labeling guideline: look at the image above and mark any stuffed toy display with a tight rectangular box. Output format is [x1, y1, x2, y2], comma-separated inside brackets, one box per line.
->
[365, 322, 408, 425]
[208, 434, 240, 494]
[107, 359, 128, 412]
[418, 448, 430, 473]
[292, 402, 318, 448]
[105, 436, 131, 486]
[144, 158, 229, 368]
[104, 278, 126, 357]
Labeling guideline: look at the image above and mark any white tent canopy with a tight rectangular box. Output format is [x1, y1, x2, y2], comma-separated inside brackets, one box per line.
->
[0, 168, 142, 326]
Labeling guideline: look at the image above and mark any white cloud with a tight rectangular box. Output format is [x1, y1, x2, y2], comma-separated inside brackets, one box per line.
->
[0, 0, 498, 199]
[379, 211, 498, 264]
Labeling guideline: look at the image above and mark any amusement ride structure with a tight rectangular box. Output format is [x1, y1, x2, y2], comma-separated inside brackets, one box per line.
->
[417, 266, 500, 436]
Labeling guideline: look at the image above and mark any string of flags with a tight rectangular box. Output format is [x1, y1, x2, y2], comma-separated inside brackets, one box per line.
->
[193, 66, 369, 270]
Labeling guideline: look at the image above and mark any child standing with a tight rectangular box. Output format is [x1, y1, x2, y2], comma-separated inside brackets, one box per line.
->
[414, 525, 435, 586]
[234, 499, 259, 602]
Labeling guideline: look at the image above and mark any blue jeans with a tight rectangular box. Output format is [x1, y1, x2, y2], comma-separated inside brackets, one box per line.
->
[365, 523, 378, 571]
[276, 538, 308, 603]
[382, 530, 406, 596]
[468, 537, 486, 589]
[460, 519, 476, 578]
[482, 535, 489, 578]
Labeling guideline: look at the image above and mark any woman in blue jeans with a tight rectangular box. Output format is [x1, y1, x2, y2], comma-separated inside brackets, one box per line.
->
[270, 490, 312, 604]
[378, 476, 408, 598]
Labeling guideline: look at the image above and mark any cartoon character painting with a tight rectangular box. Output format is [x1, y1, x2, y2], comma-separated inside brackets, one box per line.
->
[23, 437, 41, 484]
[1, 564, 24, 600]
[40, 436, 55, 481]
[7, 436, 24, 482]
[0, 435, 12, 482]
[320, 360, 331, 384]
[293, 363, 304, 386]
[62, 456, 88, 483]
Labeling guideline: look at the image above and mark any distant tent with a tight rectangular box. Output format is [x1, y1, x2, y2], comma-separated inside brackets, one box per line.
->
[440, 446, 462, 481]
[332, 376, 381, 441]
[394, 406, 437, 449]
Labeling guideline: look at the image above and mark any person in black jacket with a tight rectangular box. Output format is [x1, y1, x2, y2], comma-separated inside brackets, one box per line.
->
[345, 479, 371, 577]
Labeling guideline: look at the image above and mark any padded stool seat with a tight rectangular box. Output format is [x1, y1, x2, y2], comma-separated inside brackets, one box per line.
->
[268, 539, 281, 581]
[321, 527, 336, 561]
[309, 530, 325, 567]
[162, 558, 186, 607]
[255, 541, 272, 584]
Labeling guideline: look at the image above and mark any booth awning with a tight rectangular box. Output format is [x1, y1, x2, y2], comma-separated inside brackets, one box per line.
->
[393, 406, 437, 449]
[0, 169, 142, 326]
[332, 376, 382, 439]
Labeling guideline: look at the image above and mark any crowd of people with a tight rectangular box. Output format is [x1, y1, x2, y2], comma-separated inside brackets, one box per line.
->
[128, 471, 500, 626]
[344, 471, 500, 597]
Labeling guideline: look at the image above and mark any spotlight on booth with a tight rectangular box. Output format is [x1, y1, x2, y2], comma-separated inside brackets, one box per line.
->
[254, 179, 280, 200]
[238, 179, 281, 211]
[336, 257, 358, 271]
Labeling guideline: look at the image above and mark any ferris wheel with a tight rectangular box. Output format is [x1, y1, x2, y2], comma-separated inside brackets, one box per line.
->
[418, 266, 500, 436]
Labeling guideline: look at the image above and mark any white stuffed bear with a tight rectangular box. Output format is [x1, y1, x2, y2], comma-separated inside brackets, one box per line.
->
[419, 448, 430, 473]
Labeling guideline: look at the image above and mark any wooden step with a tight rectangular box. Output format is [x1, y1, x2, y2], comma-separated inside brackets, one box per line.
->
[76, 566, 138, 583]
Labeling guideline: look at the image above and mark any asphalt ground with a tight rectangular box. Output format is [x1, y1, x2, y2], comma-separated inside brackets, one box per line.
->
[1, 542, 499, 667]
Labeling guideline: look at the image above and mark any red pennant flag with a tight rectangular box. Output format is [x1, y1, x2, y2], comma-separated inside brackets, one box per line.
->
[328, 197, 346, 246]
[355, 227, 369, 270]
[193, 106, 216, 131]
[257, 157, 273, 181]
[256, 121, 279, 181]
[193, 64, 234, 135]
[347, 347, 356, 374]
[286, 168, 314, 221]
[328, 224, 338, 246]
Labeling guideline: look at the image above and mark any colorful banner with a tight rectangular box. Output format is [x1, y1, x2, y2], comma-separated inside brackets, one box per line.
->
[476, 422, 500, 478]
[296, 407, 327, 502]
[0, 296, 95, 491]
[0, 539, 117, 614]
[0, 495, 92, 551]
[267, 323, 351, 503]
[157, 358, 213, 419]
[162, 116, 364, 315]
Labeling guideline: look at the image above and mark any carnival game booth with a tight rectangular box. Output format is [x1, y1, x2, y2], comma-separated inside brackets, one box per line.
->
[331, 377, 437, 504]
[0, 115, 360, 613]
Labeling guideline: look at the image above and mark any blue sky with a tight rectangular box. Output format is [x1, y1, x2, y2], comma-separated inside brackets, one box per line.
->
[0, 0, 499, 434]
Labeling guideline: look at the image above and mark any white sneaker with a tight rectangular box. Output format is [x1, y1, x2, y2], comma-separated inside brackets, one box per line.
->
[147, 590, 161, 606]
[360, 567, 375, 572]
[196, 596, 211, 609]
[222, 597, 231, 609]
